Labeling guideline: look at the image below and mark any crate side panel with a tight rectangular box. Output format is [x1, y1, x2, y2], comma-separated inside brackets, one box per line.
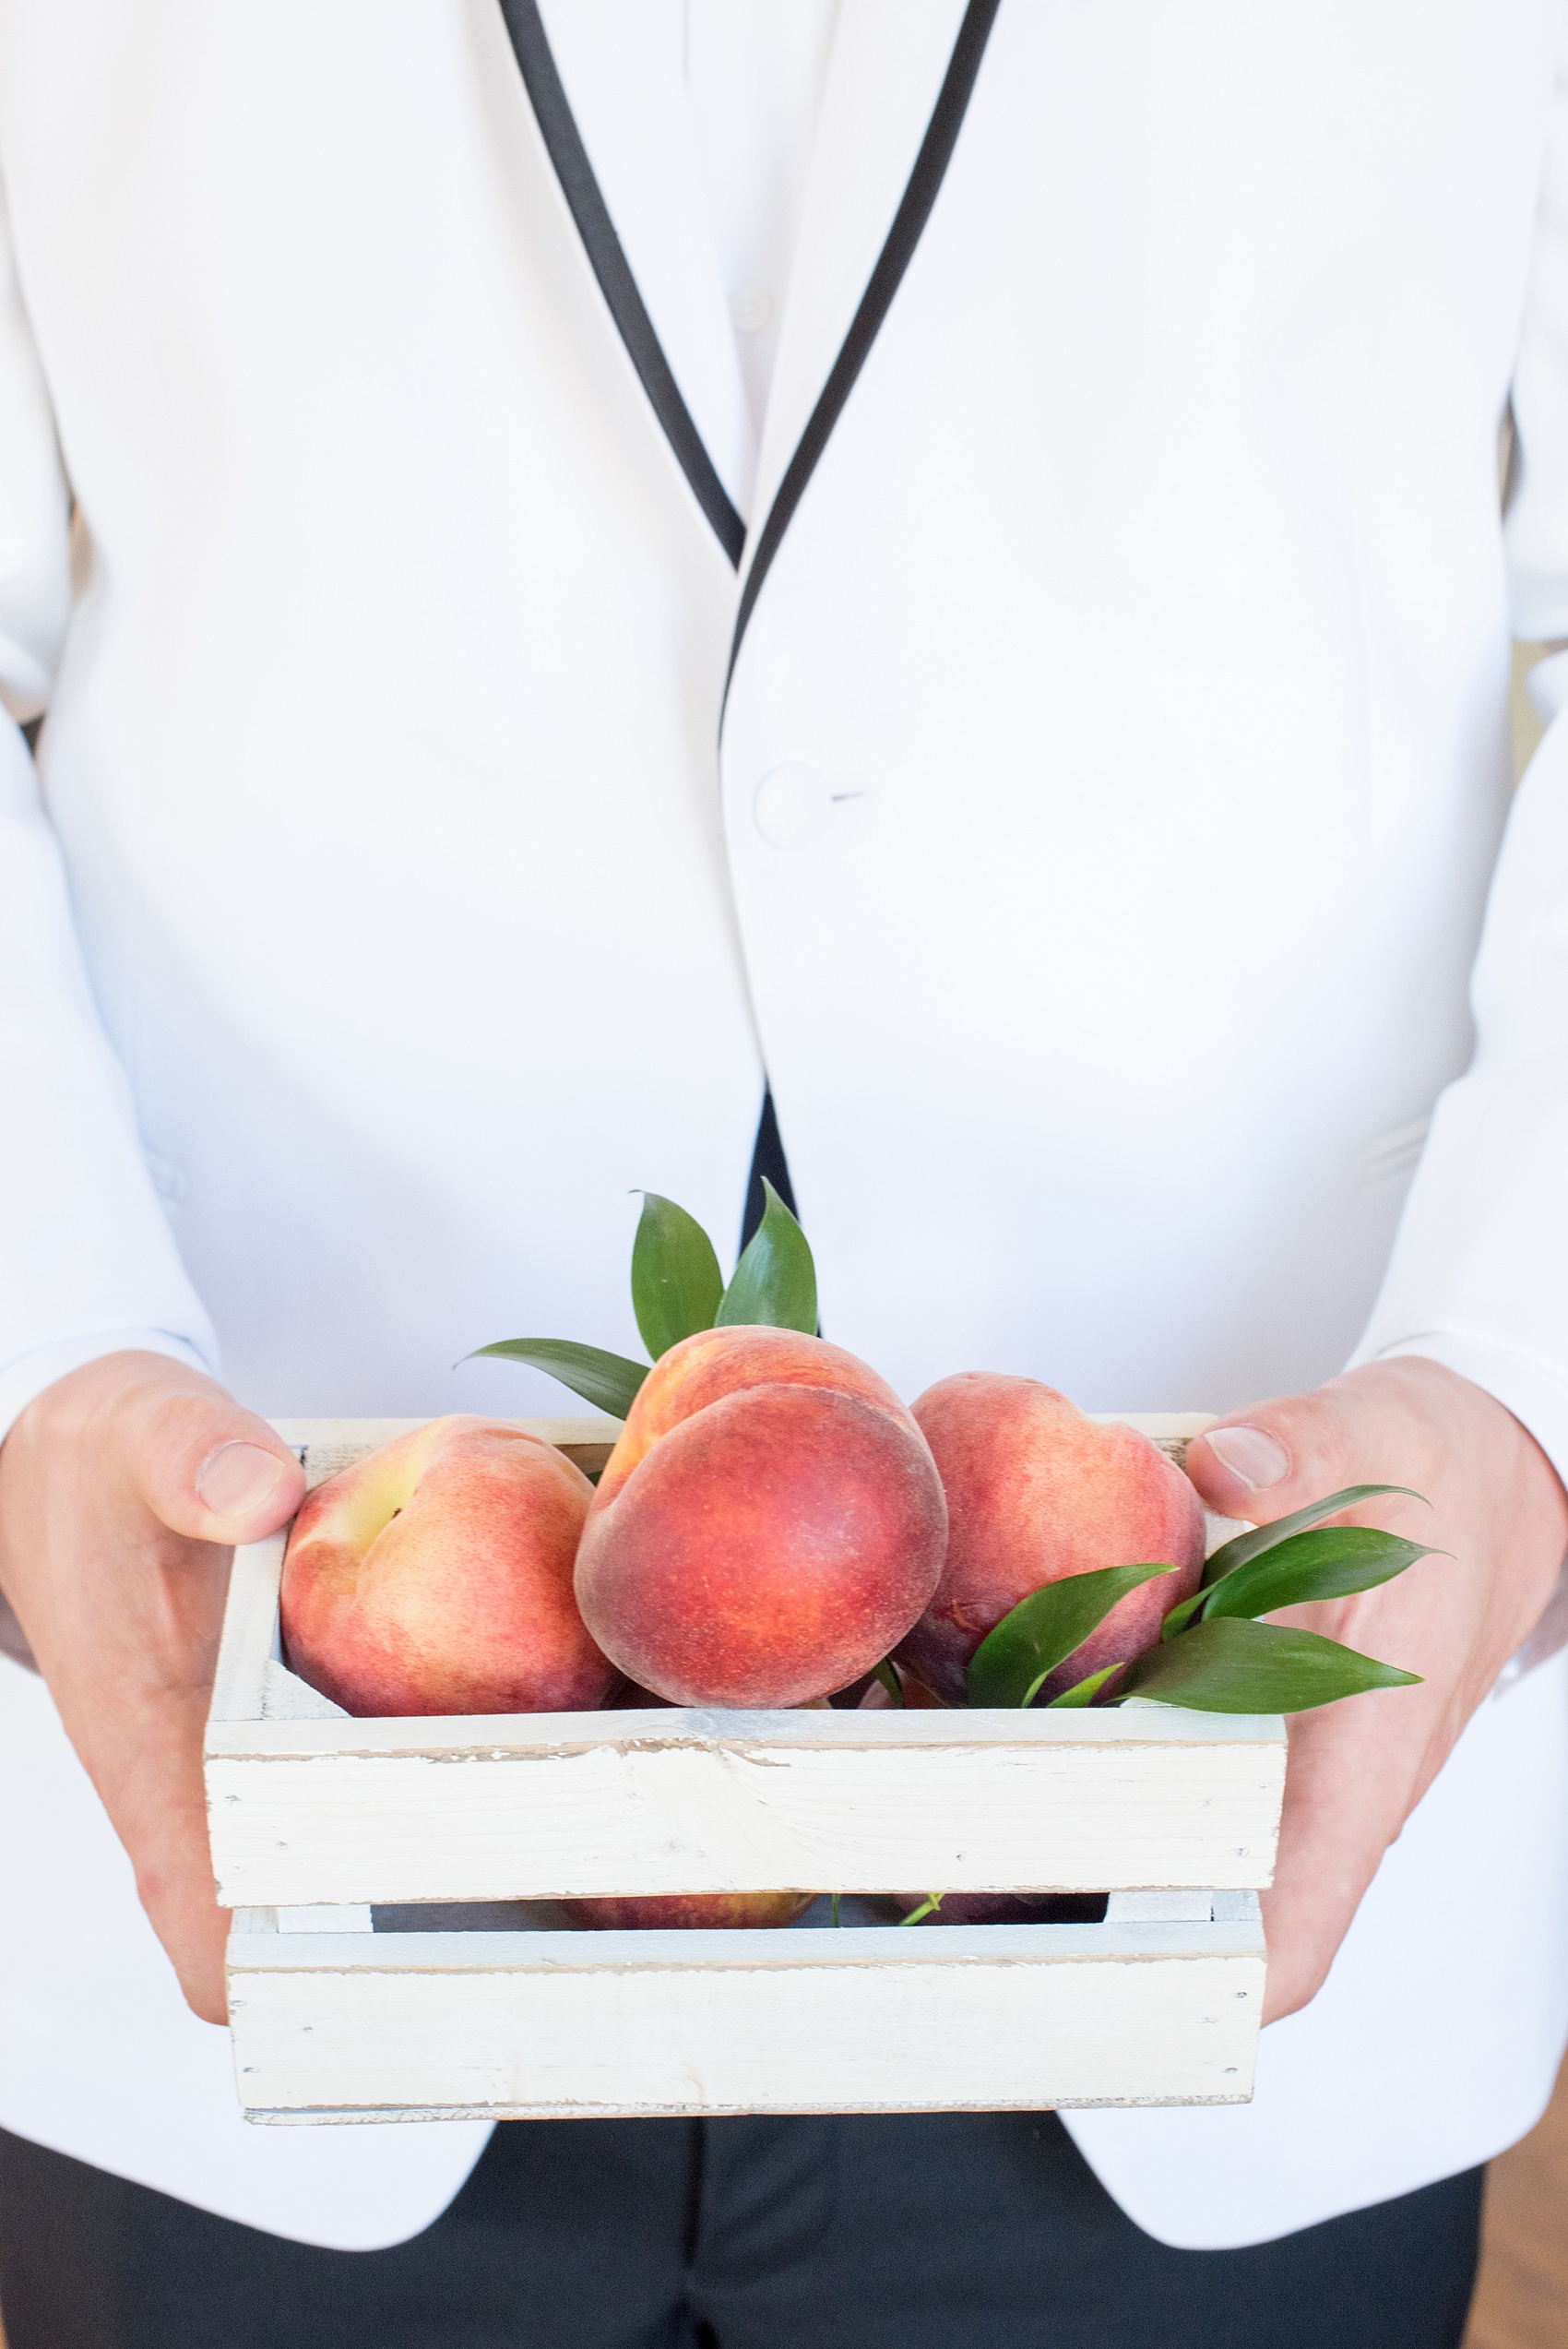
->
[205, 1707, 1286, 1761]
[208, 1736, 1283, 1906]
[208, 1535, 290, 1724]
[228, 1942, 1263, 2116]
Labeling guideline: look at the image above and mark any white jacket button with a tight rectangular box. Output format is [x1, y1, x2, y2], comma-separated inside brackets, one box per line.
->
[754, 763, 833, 850]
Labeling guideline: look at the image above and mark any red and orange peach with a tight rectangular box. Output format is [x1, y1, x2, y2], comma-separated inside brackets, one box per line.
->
[895, 1374, 1206, 1705]
[280, 1414, 615, 1716]
[574, 1326, 948, 1707]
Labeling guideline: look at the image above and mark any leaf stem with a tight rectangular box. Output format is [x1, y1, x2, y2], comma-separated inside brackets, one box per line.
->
[897, 1892, 945, 1926]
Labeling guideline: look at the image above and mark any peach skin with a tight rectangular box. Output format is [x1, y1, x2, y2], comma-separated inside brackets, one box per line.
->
[896, 1375, 1206, 1705]
[280, 1414, 615, 1716]
[575, 1327, 947, 1706]
[560, 1890, 818, 1930]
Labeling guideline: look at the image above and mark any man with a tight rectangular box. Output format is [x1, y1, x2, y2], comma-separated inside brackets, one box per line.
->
[1, 1, 1566, 2342]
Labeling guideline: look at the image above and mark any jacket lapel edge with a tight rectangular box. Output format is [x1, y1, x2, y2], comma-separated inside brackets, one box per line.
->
[497, 0, 746, 570]
[727, 0, 1004, 681]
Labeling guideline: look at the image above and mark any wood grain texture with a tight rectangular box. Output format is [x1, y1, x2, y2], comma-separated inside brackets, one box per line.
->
[227, 1896, 1266, 2121]
[1465, 2053, 1568, 2349]
[208, 1530, 290, 1726]
[208, 1711, 1283, 1907]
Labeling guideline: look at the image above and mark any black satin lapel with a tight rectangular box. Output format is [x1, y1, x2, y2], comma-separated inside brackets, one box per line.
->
[497, 0, 746, 570]
[727, 0, 1004, 681]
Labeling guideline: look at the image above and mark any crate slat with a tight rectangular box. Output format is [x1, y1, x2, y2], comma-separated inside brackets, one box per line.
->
[227, 1897, 1266, 2120]
[208, 1704, 1283, 1906]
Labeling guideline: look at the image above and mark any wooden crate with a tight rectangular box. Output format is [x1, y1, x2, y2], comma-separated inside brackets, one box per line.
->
[208, 1418, 1283, 2124]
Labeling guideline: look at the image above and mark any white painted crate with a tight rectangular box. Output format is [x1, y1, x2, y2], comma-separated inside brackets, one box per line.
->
[208, 1417, 1283, 2124]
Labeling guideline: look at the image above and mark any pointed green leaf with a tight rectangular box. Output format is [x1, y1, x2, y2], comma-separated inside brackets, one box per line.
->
[1117, 1615, 1422, 1713]
[1160, 1591, 1207, 1642]
[630, 1192, 724, 1360]
[1045, 1663, 1125, 1709]
[464, 1339, 647, 1419]
[1201, 1526, 1443, 1622]
[1202, 1484, 1428, 1588]
[967, 1563, 1178, 1710]
[715, 1178, 817, 1333]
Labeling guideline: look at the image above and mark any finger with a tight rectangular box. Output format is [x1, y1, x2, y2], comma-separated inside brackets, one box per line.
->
[1183, 1376, 1377, 1525]
[113, 1356, 305, 1544]
[132, 1796, 233, 2024]
[1258, 1692, 1420, 2022]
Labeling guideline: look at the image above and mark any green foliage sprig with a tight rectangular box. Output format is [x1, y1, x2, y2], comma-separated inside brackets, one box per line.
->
[966, 1564, 1178, 1709]
[964, 1481, 1436, 1716]
[468, 1182, 1432, 1721]
[466, 1180, 814, 1416]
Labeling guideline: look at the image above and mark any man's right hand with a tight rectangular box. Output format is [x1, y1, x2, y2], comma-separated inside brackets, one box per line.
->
[0, 1353, 305, 2022]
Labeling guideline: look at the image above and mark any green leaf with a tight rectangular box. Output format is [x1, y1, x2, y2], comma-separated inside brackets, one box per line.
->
[1200, 1526, 1443, 1622]
[1201, 1484, 1428, 1588]
[1045, 1663, 1125, 1709]
[1116, 1616, 1422, 1714]
[463, 1339, 647, 1420]
[873, 1660, 906, 1708]
[715, 1178, 817, 1333]
[967, 1563, 1179, 1710]
[630, 1192, 724, 1360]
[1160, 1591, 1207, 1642]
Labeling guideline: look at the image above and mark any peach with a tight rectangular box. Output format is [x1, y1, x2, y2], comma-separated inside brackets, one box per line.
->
[560, 1890, 817, 1930]
[895, 1375, 1206, 1706]
[280, 1414, 616, 1716]
[574, 1326, 947, 1707]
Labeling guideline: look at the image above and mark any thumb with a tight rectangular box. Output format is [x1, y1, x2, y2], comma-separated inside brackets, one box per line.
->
[113, 1355, 305, 1545]
[1183, 1378, 1372, 1528]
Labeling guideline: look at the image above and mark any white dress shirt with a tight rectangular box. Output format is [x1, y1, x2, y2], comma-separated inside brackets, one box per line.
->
[684, 0, 842, 434]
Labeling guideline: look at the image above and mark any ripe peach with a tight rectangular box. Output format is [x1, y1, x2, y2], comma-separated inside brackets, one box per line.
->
[280, 1415, 616, 1716]
[896, 1375, 1206, 1705]
[560, 1890, 816, 1930]
[574, 1326, 947, 1707]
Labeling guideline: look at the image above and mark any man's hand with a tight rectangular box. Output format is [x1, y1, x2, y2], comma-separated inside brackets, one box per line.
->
[1184, 1358, 1568, 2022]
[0, 1353, 305, 2022]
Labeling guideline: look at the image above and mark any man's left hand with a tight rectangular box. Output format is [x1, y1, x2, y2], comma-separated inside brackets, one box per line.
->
[1183, 1357, 1568, 2022]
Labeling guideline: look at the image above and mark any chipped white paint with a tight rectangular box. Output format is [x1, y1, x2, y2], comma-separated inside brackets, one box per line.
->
[208, 1707, 1284, 1907]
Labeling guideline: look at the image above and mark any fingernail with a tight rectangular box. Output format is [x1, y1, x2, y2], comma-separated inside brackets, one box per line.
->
[1205, 1425, 1290, 1491]
[196, 1442, 286, 1520]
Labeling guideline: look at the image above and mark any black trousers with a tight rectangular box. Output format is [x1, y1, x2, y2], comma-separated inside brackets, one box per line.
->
[0, 2113, 1481, 2349]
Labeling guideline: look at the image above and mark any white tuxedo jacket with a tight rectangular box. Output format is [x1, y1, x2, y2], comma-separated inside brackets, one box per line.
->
[4, 0, 1568, 2253]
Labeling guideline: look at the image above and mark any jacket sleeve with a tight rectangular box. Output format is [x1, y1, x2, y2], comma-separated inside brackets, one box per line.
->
[0, 179, 215, 1437]
[1349, 44, 1568, 1488]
